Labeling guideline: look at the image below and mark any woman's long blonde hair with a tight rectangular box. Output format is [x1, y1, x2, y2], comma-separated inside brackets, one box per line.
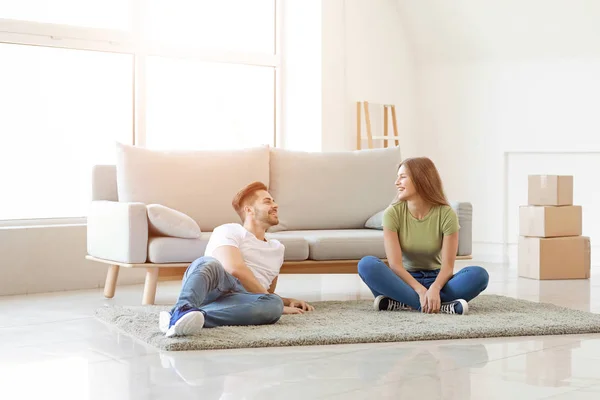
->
[399, 157, 449, 207]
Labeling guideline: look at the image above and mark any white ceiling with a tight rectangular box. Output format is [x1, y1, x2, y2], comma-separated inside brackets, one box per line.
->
[396, 0, 600, 63]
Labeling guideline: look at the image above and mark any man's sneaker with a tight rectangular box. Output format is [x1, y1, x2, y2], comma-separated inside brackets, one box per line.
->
[440, 299, 468, 315]
[159, 311, 171, 333]
[374, 295, 412, 311]
[165, 305, 205, 338]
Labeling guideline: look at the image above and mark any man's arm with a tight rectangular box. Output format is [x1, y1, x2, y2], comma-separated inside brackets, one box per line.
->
[212, 245, 314, 312]
[211, 245, 269, 294]
[267, 277, 292, 307]
[268, 276, 278, 294]
[269, 276, 315, 311]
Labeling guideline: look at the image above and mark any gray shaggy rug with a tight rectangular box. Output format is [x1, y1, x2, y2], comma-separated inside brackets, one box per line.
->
[94, 295, 600, 351]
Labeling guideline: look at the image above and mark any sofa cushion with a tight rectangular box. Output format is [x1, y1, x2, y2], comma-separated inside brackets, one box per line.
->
[147, 204, 201, 239]
[268, 146, 401, 232]
[147, 235, 209, 263]
[265, 233, 309, 261]
[272, 229, 386, 261]
[364, 210, 385, 230]
[115, 142, 270, 232]
[92, 165, 118, 201]
[147, 232, 309, 263]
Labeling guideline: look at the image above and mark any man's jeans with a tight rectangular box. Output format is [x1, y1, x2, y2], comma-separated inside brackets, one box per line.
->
[357, 256, 489, 311]
[172, 256, 284, 328]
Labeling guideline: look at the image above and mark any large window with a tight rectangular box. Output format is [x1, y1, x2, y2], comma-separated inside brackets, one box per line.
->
[0, 44, 133, 220]
[144, 0, 275, 54]
[146, 57, 274, 150]
[0, 0, 280, 222]
[0, 0, 131, 29]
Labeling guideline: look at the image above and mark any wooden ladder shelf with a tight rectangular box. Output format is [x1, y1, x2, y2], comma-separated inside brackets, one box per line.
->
[356, 101, 399, 150]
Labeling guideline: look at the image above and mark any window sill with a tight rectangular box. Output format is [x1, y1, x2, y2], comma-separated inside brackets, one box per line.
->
[0, 217, 87, 229]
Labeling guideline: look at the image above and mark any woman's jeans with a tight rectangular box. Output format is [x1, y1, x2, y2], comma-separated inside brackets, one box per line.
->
[357, 256, 489, 311]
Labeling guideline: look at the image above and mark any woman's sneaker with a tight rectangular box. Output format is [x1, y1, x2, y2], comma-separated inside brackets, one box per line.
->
[440, 299, 468, 315]
[374, 295, 413, 311]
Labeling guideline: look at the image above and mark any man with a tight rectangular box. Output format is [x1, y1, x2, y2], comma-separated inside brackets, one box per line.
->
[159, 181, 315, 337]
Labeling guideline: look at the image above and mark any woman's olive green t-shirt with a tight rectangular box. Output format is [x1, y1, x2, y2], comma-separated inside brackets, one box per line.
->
[382, 201, 460, 271]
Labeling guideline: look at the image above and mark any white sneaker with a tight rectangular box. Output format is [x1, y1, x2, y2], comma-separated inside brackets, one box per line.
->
[165, 308, 205, 338]
[159, 311, 171, 333]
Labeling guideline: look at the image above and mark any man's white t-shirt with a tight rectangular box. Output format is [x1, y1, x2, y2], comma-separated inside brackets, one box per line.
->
[204, 223, 285, 290]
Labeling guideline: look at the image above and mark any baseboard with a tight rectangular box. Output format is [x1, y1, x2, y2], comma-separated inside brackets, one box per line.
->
[471, 242, 508, 264]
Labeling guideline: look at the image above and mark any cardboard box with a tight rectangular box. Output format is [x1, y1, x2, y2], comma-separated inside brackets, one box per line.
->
[519, 205, 582, 237]
[528, 175, 573, 206]
[518, 236, 590, 280]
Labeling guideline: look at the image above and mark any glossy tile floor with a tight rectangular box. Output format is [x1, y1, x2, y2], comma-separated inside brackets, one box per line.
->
[2, 261, 600, 400]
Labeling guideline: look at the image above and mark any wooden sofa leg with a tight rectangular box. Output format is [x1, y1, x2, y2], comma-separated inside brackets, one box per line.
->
[104, 265, 120, 299]
[142, 268, 159, 305]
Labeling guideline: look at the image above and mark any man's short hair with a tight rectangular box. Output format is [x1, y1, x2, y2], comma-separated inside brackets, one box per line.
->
[231, 181, 268, 221]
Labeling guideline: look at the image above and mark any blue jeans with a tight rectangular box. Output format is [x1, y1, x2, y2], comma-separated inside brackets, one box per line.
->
[357, 256, 489, 311]
[172, 256, 284, 328]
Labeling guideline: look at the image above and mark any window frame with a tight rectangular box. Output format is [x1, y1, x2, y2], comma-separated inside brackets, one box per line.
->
[0, 0, 283, 226]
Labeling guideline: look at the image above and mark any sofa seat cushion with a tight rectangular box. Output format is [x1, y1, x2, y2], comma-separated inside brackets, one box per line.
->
[272, 229, 386, 261]
[147, 233, 309, 264]
[265, 233, 309, 261]
[147, 235, 210, 264]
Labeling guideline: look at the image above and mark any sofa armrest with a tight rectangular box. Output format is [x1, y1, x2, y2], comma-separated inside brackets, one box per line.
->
[87, 200, 149, 263]
[450, 201, 472, 256]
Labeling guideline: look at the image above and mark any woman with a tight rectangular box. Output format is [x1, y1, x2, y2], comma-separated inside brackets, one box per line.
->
[358, 157, 489, 315]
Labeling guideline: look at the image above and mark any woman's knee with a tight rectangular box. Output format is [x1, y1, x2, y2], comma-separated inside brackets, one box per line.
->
[358, 255, 384, 278]
[255, 294, 284, 324]
[468, 266, 489, 290]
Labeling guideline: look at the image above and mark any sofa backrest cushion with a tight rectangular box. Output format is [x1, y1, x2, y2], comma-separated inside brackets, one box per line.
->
[115, 143, 270, 231]
[268, 146, 401, 231]
[92, 165, 118, 201]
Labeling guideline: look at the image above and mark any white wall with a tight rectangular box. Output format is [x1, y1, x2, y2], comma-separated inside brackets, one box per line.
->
[416, 61, 600, 262]
[397, 0, 600, 262]
[0, 225, 146, 296]
[287, 0, 417, 155]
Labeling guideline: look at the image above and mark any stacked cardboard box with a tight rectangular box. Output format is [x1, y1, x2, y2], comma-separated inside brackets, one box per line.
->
[518, 175, 591, 280]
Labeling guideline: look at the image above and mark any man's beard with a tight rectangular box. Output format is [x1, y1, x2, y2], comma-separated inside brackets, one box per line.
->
[256, 209, 279, 226]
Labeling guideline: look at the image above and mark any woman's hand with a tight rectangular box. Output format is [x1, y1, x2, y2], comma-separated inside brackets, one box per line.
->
[423, 287, 441, 313]
[417, 287, 428, 312]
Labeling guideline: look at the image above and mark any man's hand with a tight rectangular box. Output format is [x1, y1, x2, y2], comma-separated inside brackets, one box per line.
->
[423, 287, 441, 314]
[283, 306, 305, 315]
[286, 298, 315, 312]
[281, 298, 315, 314]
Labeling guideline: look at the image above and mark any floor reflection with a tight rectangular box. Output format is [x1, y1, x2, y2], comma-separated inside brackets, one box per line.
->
[156, 342, 490, 399]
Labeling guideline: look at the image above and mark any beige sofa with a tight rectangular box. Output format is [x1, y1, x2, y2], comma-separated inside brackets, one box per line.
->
[86, 143, 472, 304]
